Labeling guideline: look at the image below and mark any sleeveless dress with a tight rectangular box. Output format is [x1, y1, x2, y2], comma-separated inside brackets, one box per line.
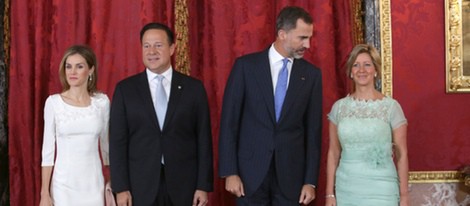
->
[41, 93, 110, 206]
[328, 95, 407, 206]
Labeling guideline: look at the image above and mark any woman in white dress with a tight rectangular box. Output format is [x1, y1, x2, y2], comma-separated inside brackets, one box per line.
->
[39, 45, 110, 206]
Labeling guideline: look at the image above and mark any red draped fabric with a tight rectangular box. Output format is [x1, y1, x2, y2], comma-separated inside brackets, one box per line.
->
[8, 0, 354, 205]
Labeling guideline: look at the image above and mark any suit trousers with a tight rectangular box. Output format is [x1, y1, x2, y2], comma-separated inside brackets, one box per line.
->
[154, 164, 173, 206]
[236, 158, 299, 206]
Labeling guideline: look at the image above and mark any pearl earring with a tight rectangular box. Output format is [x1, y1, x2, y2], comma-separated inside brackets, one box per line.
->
[89, 75, 92, 81]
[374, 73, 377, 78]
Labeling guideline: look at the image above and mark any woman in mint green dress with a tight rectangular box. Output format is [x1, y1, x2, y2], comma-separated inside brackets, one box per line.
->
[325, 44, 409, 206]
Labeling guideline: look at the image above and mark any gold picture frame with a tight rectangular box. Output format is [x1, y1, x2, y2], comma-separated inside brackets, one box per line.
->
[446, 0, 470, 93]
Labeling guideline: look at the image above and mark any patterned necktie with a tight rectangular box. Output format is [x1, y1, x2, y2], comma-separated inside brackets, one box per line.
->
[274, 58, 289, 122]
[155, 75, 167, 129]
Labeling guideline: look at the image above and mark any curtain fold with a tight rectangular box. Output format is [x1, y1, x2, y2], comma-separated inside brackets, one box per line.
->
[8, 0, 356, 205]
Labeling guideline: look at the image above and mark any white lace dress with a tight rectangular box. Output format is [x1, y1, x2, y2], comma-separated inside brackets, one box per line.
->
[328, 95, 407, 206]
[41, 93, 110, 206]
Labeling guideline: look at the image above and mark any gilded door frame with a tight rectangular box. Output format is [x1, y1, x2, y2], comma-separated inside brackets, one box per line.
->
[380, 0, 393, 97]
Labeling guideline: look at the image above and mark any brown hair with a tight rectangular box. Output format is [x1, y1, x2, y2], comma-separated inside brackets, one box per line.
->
[276, 6, 313, 35]
[346, 44, 381, 82]
[58, 45, 98, 94]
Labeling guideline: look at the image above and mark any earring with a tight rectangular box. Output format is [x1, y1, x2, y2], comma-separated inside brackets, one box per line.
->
[350, 74, 353, 79]
[374, 73, 377, 78]
[89, 75, 92, 81]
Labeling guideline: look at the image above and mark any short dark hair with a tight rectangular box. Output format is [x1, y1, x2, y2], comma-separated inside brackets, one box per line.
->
[140, 22, 175, 45]
[59, 45, 98, 94]
[276, 6, 313, 34]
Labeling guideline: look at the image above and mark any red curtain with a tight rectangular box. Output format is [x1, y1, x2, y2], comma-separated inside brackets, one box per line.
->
[8, 0, 354, 205]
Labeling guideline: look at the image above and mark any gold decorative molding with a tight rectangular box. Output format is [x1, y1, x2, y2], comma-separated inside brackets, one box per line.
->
[3, 0, 10, 68]
[174, 0, 190, 75]
[379, 0, 393, 97]
[462, 166, 470, 186]
[445, 0, 470, 92]
[409, 171, 465, 183]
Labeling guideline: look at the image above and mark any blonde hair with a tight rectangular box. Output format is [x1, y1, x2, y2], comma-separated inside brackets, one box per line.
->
[346, 44, 381, 82]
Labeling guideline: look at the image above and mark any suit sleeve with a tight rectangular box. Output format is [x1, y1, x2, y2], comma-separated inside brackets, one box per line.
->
[218, 58, 245, 177]
[304, 68, 323, 186]
[109, 83, 131, 192]
[195, 82, 214, 191]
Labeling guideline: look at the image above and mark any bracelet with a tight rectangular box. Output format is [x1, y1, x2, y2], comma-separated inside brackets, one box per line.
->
[325, 194, 335, 198]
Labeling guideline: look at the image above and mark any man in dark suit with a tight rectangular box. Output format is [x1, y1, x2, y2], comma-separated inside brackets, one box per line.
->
[219, 6, 322, 206]
[110, 23, 213, 206]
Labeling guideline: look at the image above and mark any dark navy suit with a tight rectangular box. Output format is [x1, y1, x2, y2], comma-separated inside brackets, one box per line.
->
[110, 70, 213, 206]
[219, 48, 322, 201]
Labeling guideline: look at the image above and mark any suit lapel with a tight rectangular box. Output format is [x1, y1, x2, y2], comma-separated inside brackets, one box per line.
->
[279, 60, 306, 122]
[253, 50, 276, 123]
[162, 71, 184, 131]
[136, 71, 160, 129]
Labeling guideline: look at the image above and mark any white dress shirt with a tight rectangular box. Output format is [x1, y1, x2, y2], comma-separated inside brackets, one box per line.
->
[268, 44, 292, 94]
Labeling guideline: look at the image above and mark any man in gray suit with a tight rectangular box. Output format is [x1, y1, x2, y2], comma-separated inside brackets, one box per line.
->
[219, 6, 322, 206]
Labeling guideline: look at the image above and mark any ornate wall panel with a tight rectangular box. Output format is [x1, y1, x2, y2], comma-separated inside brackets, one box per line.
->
[382, 0, 469, 188]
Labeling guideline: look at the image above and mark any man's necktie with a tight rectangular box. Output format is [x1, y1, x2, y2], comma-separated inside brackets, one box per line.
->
[155, 75, 167, 129]
[274, 58, 289, 122]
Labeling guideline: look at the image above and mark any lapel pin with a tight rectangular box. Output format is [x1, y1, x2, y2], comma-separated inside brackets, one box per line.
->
[301, 77, 305, 80]
[178, 85, 182, 89]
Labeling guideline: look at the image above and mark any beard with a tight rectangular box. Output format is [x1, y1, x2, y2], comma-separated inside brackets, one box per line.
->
[290, 47, 307, 59]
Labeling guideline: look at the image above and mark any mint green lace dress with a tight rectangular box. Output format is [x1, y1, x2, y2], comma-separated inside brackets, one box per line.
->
[328, 95, 407, 206]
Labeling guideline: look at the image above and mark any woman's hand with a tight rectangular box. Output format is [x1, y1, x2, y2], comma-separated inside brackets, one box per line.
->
[399, 194, 409, 206]
[39, 193, 53, 206]
[325, 197, 336, 206]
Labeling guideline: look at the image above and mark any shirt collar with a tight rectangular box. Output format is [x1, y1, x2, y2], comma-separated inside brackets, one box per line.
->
[269, 44, 293, 65]
[146, 66, 173, 83]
